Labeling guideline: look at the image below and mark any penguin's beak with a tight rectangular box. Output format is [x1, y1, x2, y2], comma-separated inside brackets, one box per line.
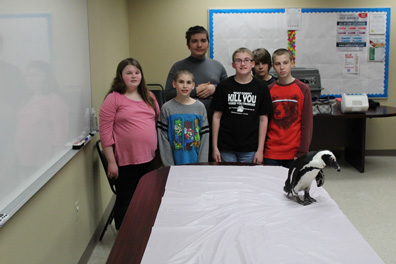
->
[332, 161, 341, 172]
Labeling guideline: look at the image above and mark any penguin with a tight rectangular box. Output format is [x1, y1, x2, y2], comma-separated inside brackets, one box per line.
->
[284, 150, 341, 205]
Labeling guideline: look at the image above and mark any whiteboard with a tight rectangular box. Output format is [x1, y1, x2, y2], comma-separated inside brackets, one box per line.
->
[209, 8, 390, 97]
[0, 0, 91, 226]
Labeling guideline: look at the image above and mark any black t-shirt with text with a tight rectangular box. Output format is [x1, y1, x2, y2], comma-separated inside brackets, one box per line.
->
[211, 76, 273, 152]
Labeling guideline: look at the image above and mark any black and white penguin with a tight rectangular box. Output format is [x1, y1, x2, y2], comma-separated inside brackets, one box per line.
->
[284, 150, 341, 205]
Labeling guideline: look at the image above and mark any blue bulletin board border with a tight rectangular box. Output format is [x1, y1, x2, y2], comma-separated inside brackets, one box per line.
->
[209, 8, 391, 98]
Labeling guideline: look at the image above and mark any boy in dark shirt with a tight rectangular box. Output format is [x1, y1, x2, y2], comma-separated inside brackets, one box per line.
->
[211, 47, 272, 164]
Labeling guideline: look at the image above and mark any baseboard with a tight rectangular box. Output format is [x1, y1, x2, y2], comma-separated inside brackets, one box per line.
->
[78, 194, 116, 264]
[366, 149, 396, 156]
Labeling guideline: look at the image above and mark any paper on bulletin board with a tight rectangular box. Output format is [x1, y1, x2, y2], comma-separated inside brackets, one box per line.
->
[211, 11, 288, 76]
[344, 53, 359, 74]
[286, 8, 301, 30]
[369, 13, 386, 35]
[336, 13, 367, 51]
[368, 37, 385, 62]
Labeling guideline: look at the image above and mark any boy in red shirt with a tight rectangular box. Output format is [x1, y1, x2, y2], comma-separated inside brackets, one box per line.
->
[264, 48, 313, 168]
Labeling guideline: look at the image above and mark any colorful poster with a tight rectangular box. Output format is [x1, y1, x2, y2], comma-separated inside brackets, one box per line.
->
[337, 13, 367, 49]
[368, 37, 386, 62]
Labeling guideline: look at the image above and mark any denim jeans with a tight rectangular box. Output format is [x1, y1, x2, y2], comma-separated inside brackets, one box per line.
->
[220, 151, 256, 163]
[263, 158, 293, 169]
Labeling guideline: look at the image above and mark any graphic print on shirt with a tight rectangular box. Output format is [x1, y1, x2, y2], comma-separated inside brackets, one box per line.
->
[184, 121, 193, 151]
[228, 91, 257, 115]
[272, 94, 300, 130]
[172, 117, 201, 152]
[173, 119, 183, 150]
[193, 118, 201, 148]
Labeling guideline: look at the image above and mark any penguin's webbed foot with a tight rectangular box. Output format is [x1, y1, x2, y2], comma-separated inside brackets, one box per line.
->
[303, 192, 316, 205]
[296, 196, 313, 206]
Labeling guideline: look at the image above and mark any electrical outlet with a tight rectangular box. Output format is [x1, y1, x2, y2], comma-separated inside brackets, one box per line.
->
[75, 201, 80, 221]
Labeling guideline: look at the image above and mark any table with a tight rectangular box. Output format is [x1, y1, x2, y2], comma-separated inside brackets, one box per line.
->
[106, 164, 383, 264]
[311, 103, 396, 172]
[106, 162, 251, 264]
[106, 166, 169, 264]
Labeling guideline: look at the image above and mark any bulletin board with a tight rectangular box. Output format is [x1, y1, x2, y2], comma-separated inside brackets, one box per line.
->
[209, 8, 391, 97]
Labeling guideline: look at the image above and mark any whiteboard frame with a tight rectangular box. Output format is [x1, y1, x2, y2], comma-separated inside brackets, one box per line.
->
[0, 0, 92, 227]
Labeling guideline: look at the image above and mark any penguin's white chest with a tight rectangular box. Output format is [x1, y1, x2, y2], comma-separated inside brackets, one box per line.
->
[294, 169, 320, 192]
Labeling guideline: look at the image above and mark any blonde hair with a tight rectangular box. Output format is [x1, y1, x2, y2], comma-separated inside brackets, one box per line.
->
[232, 47, 253, 62]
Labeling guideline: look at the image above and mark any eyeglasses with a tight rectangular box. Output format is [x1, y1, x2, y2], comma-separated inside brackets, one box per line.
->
[233, 58, 253, 64]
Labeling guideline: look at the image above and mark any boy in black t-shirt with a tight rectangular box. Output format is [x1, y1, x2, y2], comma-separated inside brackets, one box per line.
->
[211, 47, 273, 164]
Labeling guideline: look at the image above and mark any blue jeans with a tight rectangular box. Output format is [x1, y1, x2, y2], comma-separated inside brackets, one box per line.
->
[264, 158, 293, 169]
[221, 151, 256, 163]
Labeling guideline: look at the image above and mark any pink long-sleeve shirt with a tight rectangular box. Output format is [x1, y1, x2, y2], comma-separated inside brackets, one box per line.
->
[99, 91, 159, 166]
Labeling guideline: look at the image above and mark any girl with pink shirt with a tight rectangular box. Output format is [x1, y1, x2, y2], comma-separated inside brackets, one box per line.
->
[99, 58, 159, 229]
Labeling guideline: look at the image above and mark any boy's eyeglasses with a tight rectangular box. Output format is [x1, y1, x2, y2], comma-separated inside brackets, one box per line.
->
[233, 59, 253, 64]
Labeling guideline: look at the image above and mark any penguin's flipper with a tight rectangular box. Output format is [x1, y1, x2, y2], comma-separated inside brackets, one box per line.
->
[284, 167, 295, 194]
[290, 162, 304, 190]
[315, 169, 325, 187]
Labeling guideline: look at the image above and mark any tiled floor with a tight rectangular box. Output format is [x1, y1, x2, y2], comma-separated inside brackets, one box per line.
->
[87, 156, 396, 264]
[87, 221, 117, 264]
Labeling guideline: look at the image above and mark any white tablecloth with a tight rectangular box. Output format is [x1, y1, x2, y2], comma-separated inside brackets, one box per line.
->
[142, 166, 383, 264]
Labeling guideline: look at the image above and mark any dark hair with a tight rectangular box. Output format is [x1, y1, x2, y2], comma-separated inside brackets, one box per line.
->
[185, 26, 209, 45]
[106, 58, 157, 118]
[174, 69, 195, 82]
[252, 48, 272, 70]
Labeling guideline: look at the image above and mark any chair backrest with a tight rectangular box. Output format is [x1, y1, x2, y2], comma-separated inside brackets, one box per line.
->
[147, 83, 165, 109]
[96, 140, 116, 194]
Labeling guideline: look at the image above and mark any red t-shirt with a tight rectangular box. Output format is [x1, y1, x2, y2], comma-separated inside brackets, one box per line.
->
[264, 79, 313, 160]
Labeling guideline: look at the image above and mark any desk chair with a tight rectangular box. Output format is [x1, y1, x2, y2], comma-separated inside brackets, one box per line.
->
[95, 140, 116, 241]
[148, 84, 165, 168]
[148, 83, 165, 109]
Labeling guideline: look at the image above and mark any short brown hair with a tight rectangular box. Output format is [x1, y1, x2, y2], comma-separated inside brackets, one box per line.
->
[174, 69, 195, 82]
[272, 48, 292, 63]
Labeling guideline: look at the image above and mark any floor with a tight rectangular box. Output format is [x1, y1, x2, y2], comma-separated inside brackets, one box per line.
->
[87, 156, 396, 264]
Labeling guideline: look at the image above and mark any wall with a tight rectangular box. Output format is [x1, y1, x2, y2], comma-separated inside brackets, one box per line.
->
[0, 1, 393, 263]
[0, 0, 130, 263]
[128, 0, 396, 151]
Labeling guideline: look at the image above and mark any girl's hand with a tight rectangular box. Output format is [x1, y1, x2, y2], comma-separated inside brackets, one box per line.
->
[107, 162, 119, 179]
